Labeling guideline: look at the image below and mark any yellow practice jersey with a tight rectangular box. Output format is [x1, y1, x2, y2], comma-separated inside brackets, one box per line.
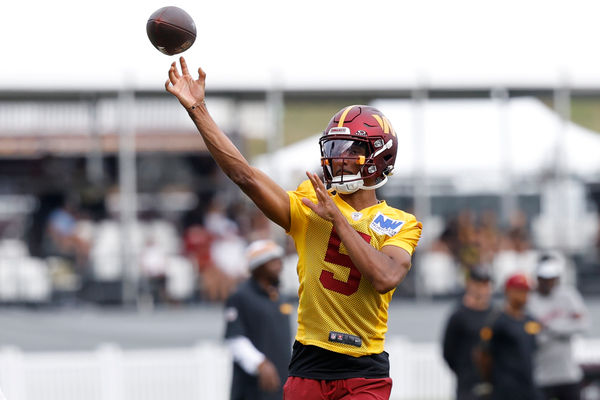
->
[287, 180, 422, 357]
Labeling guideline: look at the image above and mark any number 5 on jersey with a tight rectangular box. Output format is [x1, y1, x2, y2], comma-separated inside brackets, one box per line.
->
[320, 228, 371, 295]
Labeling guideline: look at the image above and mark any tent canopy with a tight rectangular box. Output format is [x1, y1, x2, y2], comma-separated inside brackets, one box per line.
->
[253, 98, 600, 191]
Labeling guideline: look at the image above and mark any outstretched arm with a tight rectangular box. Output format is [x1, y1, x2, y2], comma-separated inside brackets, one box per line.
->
[165, 57, 290, 230]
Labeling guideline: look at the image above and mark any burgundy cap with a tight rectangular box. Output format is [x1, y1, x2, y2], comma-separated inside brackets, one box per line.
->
[504, 273, 531, 291]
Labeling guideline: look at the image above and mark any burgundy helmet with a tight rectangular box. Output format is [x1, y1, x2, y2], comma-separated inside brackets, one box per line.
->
[319, 105, 398, 193]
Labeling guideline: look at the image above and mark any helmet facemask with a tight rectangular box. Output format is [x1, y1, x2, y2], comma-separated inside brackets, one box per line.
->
[319, 106, 398, 194]
[320, 130, 390, 194]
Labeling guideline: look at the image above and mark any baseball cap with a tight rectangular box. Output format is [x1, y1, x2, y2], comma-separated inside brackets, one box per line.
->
[504, 273, 531, 291]
[536, 257, 562, 279]
[246, 239, 284, 271]
[468, 266, 492, 282]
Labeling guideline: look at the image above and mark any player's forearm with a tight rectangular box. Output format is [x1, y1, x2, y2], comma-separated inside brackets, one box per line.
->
[186, 104, 291, 229]
[187, 104, 253, 185]
[332, 214, 407, 293]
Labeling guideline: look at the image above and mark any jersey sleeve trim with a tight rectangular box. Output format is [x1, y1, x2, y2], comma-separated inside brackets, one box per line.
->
[381, 241, 415, 256]
[380, 217, 422, 256]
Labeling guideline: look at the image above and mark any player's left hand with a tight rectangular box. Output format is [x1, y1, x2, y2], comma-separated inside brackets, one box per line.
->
[302, 171, 343, 223]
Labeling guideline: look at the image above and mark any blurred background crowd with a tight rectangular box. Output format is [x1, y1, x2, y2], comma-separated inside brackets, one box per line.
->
[1, 156, 599, 308]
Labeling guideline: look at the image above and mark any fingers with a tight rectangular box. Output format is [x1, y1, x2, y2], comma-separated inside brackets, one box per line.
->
[175, 58, 207, 86]
[180, 56, 190, 76]
[306, 171, 319, 188]
[307, 171, 325, 190]
[305, 172, 320, 196]
[301, 197, 317, 212]
[171, 61, 181, 79]
[302, 173, 320, 211]
[164, 79, 172, 93]
[168, 64, 179, 85]
[306, 171, 327, 200]
[197, 66, 206, 81]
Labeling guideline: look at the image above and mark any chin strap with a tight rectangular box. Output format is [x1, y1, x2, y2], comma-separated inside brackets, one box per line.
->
[330, 173, 363, 194]
[360, 175, 388, 191]
[329, 174, 389, 194]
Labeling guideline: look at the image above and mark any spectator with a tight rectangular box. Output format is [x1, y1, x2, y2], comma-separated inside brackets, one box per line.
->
[246, 207, 274, 243]
[45, 200, 88, 256]
[44, 197, 91, 276]
[183, 224, 237, 302]
[184, 224, 215, 274]
[442, 266, 494, 400]
[139, 237, 168, 304]
[476, 211, 501, 266]
[183, 197, 247, 303]
[224, 239, 292, 400]
[46, 201, 77, 254]
[477, 273, 542, 400]
[456, 210, 481, 272]
[528, 254, 589, 400]
[204, 197, 239, 238]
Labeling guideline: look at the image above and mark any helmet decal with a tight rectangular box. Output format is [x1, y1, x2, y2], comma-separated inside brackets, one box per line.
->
[371, 114, 396, 136]
[337, 105, 356, 127]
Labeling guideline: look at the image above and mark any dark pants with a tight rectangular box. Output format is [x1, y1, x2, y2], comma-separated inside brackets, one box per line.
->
[540, 382, 580, 400]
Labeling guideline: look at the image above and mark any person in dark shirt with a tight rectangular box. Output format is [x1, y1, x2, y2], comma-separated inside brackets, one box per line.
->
[478, 273, 542, 400]
[224, 240, 293, 400]
[442, 266, 494, 400]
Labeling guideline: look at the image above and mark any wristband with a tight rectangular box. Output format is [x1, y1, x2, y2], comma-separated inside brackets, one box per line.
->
[187, 100, 206, 111]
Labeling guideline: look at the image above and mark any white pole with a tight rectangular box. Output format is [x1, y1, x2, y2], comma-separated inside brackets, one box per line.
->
[554, 78, 571, 181]
[266, 71, 284, 187]
[553, 76, 571, 251]
[412, 85, 430, 225]
[86, 96, 104, 185]
[117, 87, 139, 305]
[492, 87, 515, 227]
[412, 83, 429, 300]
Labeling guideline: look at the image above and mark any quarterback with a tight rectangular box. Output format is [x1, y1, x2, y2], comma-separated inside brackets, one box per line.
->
[166, 58, 422, 400]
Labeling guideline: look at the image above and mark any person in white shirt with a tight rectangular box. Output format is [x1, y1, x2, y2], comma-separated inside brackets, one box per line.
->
[527, 254, 589, 400]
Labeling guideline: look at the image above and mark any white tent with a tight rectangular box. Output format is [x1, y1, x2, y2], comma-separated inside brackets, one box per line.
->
[253, 97, 600, 191]
[253, 133, 323, 190]
[375, 97, 600, 189]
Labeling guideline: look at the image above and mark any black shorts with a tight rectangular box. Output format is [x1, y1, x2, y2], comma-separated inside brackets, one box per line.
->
[287, 340, 389, 380]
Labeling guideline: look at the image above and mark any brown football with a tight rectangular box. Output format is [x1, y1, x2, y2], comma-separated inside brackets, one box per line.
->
[146, 6, 196, 56]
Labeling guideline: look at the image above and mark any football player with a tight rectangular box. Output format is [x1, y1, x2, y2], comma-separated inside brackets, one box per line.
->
[165, 57, 422, 400]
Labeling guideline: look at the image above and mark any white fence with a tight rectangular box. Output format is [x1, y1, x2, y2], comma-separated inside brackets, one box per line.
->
[0, 338, 599, 400]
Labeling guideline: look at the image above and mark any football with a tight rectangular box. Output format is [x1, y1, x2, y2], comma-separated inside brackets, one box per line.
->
[146, 6, 196, 56]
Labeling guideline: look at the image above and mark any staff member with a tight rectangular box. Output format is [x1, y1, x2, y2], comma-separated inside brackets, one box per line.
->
[224, 239, 293, 400]
[478, 273, 542, 400]
[442, 267, 494, 399]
